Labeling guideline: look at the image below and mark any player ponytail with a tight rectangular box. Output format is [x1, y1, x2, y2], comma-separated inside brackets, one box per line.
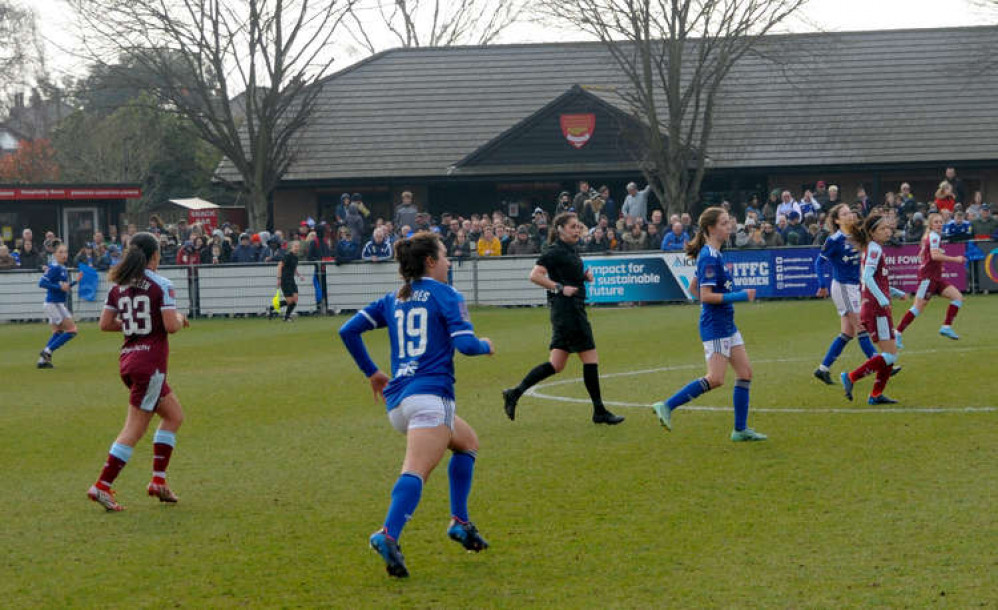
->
[685, 206, 726, 260]
[110, 232, 159, 285]
[848, 211, 887, 250]
[395, 231, 442, 300]
[548, 212, 577, 244]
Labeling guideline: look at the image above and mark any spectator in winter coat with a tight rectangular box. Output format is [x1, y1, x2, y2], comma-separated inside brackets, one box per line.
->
[782, 211, 810, 245]
[231, 234, 258, 263]
[507, 226, 540, 255]
[17, 240, 44, 269]
[476, 226, 502, 257]
[335, 228, 359, 262]
[661, 222, 688, 250]
[972, 204, 997, 239]
[176, 241, 200, 266]
[0, 244, 15, 269]
[776, 190, 800, 221]
[585, 226, 610, 252]
[621, 222, 650, 251]
[361, 228, 393, 261]
[345, 201, 366, 244]
[449, 230, 471, 259]
[761, 221, 784, 247]
[599, 185, 618, 223]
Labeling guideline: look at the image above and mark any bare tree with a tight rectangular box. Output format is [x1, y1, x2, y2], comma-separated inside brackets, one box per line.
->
[0, 0, 43, 108]
[69, 0, 356, 230]
[538, 0, 807, 217]
[345, 0, 525, 54]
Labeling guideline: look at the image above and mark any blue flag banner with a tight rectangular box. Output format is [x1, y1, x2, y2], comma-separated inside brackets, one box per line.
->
[313, 268, 323, 303]
[77, 263, 99, 301]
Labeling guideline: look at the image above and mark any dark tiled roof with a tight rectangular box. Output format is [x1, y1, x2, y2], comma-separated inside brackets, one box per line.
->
[219, 26, 998, 182]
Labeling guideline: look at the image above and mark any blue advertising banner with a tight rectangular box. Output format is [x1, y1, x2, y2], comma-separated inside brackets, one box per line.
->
[724, 247, 826, 298]
[582, 255, 687, 303]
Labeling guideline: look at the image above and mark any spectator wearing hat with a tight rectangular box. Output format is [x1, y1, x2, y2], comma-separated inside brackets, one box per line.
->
[335, 193, 350, 225]
[176, 240, 200, 265]
[744, 218, 765, 248]
[261, 234, 285, 263]
[362, 227, 393, 261]
[904, 212, 926, 243]
[661, 222, 688, 251]
[231, 233, 258, 263]
[74, 242, 96, 267]
[529, 208, 549, 244]
[622, 182, 652, 223]
[552, 191, 570, 216]
[972, 204, 997, 239]
[814, 181, 830, 207]
[507, 225, 540, 255]
[897, 182, 917, 220]
[393, 191, 418, 232]
[782, 211, 810, 245]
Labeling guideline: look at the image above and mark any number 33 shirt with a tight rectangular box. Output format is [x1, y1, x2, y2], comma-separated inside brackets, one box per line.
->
[104, 269, 177, 372]
[354, 278, 487, 410]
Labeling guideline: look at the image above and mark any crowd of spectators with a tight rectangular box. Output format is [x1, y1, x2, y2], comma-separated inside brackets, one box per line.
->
[4, 168, 998, 273]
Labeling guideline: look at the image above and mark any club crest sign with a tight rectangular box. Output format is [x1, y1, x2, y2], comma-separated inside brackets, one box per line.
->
[560, 113, 596, 149]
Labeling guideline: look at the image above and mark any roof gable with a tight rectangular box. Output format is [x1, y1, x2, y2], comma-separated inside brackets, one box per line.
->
[452, 85, 648, 175]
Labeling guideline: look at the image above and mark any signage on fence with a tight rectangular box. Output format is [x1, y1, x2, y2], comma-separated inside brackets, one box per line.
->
[882, 243, 967, 293]
[664, 247, 827, 300]
[582, 255, 687, 303]
[977, 241, 998, 291]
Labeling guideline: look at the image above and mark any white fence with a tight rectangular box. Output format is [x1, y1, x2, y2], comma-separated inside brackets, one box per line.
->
[0, 257, 547, 323]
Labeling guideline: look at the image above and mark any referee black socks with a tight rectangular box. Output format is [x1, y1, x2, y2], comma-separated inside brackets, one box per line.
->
[515, 362, 556, 395]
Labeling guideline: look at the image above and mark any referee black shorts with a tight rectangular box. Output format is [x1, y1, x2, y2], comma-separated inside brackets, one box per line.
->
[549, 300, 596, 353]
[281, 279, 298, 297]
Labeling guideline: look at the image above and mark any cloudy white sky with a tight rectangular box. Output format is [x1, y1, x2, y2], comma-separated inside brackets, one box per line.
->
[26, 0, 993, 81]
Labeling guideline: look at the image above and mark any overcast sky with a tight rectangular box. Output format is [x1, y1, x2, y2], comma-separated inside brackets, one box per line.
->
[28, 0, 992, 81]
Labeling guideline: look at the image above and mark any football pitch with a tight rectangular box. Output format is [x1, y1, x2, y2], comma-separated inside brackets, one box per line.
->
[2, 296, 996, 608]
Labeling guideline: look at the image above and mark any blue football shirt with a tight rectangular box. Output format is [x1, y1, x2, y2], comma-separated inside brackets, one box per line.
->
[356, 278, 477, 409]
[39, 263, 70, 303]
[696, 245, 737, 341]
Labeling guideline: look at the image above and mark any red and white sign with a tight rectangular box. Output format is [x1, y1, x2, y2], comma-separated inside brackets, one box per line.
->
[560, 113, 596, 149]
[0, 187, 142, 200]
[188, 209, 219, 232]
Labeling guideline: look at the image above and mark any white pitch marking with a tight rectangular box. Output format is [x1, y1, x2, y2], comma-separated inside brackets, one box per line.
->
[524, 348, 997, 414]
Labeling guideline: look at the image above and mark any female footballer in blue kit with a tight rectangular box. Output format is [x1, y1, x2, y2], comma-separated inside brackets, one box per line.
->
[812, 203, 884, 383]
[652, 207, 767, 441]
[37, 243, 78, 368]
[339, 232, 494, 578]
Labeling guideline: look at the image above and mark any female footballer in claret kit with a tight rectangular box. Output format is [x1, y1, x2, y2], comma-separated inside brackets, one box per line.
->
[841, 212, 907, 405]
[652, 207, 767, 441]
[502, 212, 624, 425]
[88, 232, 190, 511]
[894, 212, 967, 346]
[339, 232, 493, 578]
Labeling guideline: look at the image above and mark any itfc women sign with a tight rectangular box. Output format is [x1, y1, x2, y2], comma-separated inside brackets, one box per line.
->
[560, 113, 595, 149]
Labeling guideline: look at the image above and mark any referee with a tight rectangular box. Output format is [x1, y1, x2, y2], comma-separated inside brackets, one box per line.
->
[276, 241, 303, 321]
[502, 212, 624, 425]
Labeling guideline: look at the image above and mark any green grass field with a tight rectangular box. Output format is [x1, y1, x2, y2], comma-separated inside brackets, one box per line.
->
[2, 297, 996, 608]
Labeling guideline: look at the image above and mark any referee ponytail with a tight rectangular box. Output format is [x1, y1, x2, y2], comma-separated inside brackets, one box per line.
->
[395, 231, 441, 300]
[685, 206, 726, 260]
[110, 232, 159, 286]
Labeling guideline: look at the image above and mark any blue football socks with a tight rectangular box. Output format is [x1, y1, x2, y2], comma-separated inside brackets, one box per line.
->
[857, 330, 877, 359]
[49, 331, 76, 351]
[666, 377, 711, 410]
[448, 451, 476, 523]
[384, 472, 423, 540]
[821, 333, 852, 368]
[44, 330, 64, 352]
[733, 378, 751, 431]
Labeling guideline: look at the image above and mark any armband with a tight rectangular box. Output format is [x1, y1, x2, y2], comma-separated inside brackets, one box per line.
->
[722, 291, 749, 303]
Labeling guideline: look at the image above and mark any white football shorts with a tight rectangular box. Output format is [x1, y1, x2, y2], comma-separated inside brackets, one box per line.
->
[388, 394, 456, 434]
[43, 302, 72, 325]
[702, 331, 745, 361]
[831, 280, 861, 317]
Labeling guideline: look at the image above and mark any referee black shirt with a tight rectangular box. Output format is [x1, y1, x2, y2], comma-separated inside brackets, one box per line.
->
[537, 239, 587, 304]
